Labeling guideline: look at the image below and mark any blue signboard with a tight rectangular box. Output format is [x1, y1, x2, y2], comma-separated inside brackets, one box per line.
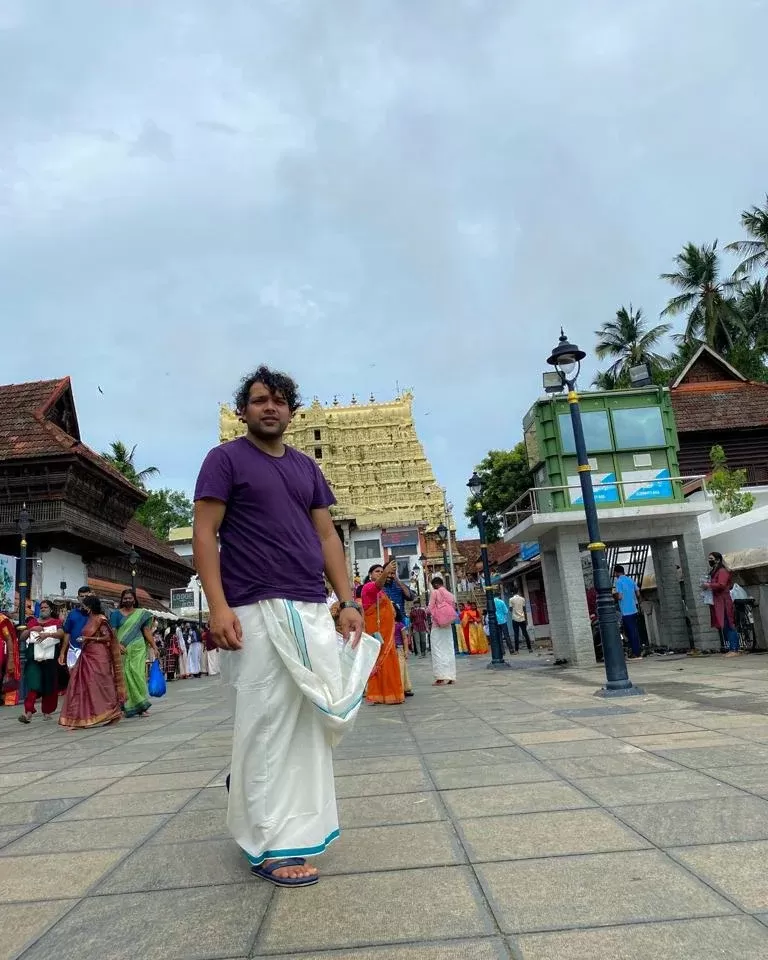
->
[567, 472, 620, 506]
[624, 468, 673, 502]
[520, 542, 540, 561]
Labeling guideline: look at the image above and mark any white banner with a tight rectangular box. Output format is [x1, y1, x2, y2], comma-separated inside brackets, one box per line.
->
[0, 554, 16, 612]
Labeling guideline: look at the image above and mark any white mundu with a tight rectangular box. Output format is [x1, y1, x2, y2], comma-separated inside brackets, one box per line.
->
[221, 599, 379, 867]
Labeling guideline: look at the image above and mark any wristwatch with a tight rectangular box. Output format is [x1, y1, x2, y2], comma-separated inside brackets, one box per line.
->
[338, 600, 362, 614]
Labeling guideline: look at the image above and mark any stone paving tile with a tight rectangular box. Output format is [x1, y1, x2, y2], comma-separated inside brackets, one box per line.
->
[320, 821, 466, 874]
[543, 752, 678, 779]
[430, 760, 557, 790]
[338, 791, 445, 828]
[622, 731, 745, 749]
[53, 788, 200, 820]
[2, 815, 168, 855]
[674, 840, 768, 912]
[262, 941, 509, 960]
[459, 809, 650, 862]
[332, 755, 423, 777]
[478, 850, 735, 934]
[45, 762, 147, 782]
[615, 795, 768, 847]
[0, 849, 128, 902]
[0, 798, 81, 825]
[1, 777, 118, 801]
[424, 746, 532, 768]
[416, 735, 513, 753]
[582, 718, 703, 736]
[572, 770, 743, 806]
[0, 825, 32, 849]
[19, 884, 270, 960]
[98, 838, 249, 893]
[653, 744, 768, 768]
[334, 769, 432, 798]
[257, 866, 495, 953]
[0, 901, 77, 960]
[701, 763, 768, 794]
[525, 738, 643, 760]
[147, 808, 228, 844]
[0, 771, 50, 789]
[440, 781, 594, 820]
[184, 786, 228, 810]
[510, 728, 610, 745]
[514, 916, 768, 959]
[98, 770, 217, 795]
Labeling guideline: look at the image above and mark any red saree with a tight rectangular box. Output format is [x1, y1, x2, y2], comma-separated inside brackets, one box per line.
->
[59, 615, 126, 729]
[1, 614, 21, 706]
[363, 583, 404, 705]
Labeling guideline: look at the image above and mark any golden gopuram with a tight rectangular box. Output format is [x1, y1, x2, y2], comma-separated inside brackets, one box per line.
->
[219, 391, 453, 575]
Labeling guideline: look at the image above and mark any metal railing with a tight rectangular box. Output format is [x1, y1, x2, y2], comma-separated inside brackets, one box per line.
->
[501, 475, 707, 533]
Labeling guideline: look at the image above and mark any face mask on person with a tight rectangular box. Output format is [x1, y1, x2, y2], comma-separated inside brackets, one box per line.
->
[708, 558, 716, 569]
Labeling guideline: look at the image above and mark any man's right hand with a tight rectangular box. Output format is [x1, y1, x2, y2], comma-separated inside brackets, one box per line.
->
[210, 607, 243, 650]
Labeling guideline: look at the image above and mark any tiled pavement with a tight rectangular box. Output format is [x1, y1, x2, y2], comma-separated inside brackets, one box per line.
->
[4, 654, 768, 958]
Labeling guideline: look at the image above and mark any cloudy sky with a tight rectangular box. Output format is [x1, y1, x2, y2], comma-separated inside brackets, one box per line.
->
[2, 0, 766, 534]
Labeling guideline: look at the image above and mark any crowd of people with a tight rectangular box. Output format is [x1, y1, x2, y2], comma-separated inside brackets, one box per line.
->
[0, 585, 219, 729]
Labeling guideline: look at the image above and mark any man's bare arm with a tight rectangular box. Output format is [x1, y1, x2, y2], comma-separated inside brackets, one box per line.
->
[193, 499, 242, 649]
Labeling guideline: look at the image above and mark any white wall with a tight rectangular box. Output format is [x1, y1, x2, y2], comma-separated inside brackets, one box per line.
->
[172, 540, 193, 559]
[350, 528, 384, 574]
[701, 504, 768, 555]
[40, 548, 87, 598]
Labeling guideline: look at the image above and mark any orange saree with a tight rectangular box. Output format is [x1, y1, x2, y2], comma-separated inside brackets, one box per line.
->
[362, 582, 404, 705]
[1, 614, 21, 706]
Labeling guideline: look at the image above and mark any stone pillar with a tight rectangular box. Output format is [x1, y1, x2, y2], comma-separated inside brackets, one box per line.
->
[677, 521, 719, 652]
[540, 548, 571, 661]
[555, 532, 596, 666]
[653, 538, 689, 651]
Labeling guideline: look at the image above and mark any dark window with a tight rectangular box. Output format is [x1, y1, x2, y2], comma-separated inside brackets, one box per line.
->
[558, 411, 611, 453]
[355, 539, 381, 560]
[314, 447, 323, 459]
[612, 407, 665, 449]
[314, 429, 321, 441]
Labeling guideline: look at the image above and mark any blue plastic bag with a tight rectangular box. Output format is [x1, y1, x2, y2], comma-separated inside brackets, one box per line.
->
[147, 659, 167, 698]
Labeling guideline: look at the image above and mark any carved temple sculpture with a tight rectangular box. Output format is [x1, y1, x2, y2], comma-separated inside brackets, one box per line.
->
[219, 392, 446, 531]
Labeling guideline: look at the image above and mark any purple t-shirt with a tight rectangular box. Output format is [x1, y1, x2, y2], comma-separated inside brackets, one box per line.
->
[194, 438, 336, 607]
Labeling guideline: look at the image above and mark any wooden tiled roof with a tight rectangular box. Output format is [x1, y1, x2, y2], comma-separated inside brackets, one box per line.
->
[670, 346, 768, 432]
[0, 377, 141, 492]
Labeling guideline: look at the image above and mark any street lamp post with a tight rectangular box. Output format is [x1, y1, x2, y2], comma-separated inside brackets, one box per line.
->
[546, 329, 642, 697]
[467, 474, 509, 669]
[128, 546, 140, 593]
[16, 505, 31, 627]
[436, 524, 459, 652]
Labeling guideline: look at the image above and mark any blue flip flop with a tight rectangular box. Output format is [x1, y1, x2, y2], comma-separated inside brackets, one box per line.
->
[251, 857, 318, 887]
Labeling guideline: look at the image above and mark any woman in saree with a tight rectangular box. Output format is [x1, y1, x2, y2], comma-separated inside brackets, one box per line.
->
[109, 588, 158, 717]
[59, 595, 126, 729]
[19, 600, 63, 723]
[467, 602, 489, 655]
[458, 604, 472, 656]
[1, 612, 21, 706]
[362, 561, 405, 705]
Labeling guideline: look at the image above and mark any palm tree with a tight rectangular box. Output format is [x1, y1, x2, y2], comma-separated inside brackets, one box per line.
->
[725, 196, 768, 280]
[660, 241, 744, 352]
[102, 441, 159, 489]
[591, 369, 624, 391]
[594, 305, 672, 382]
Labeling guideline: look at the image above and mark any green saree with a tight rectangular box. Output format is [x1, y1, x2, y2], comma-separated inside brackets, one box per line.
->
[110, 608, 153, 717]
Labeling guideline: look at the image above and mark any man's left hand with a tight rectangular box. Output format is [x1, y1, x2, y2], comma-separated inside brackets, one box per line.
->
[338, 606, 364, 648]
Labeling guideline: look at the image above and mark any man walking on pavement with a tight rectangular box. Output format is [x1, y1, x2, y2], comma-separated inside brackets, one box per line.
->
[58, 585, 94, 669]
[494, 593, 513, 655]
[193, 365, 363, 889]
[409, 600, 429, 657]
[613, 564, 642, 660]
[509, 584, 533, 652]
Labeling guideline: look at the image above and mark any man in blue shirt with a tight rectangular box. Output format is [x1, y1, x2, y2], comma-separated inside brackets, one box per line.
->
[613, 565, 642, 659]
[59, 585, 94, 669]
[494, 594, 513, 654]
[382, 563, 412, 618]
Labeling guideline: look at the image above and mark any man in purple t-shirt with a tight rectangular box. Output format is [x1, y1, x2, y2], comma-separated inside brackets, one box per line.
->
[193, 365, 363, 888]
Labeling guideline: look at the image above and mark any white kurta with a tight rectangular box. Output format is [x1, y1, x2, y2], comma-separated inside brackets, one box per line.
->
[430, 625, 456, 681]
[206, 647, 221, 676]
[221, 599, 378, 867]
[187, 640, 203, 675]
[175, 630, 188, 677]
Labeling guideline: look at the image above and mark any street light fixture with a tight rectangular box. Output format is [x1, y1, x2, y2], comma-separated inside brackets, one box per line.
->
[128, 546, 140, 592]
[546, 329, 642, 697]
[16, 505, 31, 627]
[467, 473, 509, 669]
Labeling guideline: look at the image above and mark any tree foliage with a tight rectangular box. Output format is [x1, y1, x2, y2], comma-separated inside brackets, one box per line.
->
[102, 441, 159, 490]
[708, 445, 755, 518]
[464, 443, 532, 543]
[135, 488, 194, 539]
[594, 305, 671, 383]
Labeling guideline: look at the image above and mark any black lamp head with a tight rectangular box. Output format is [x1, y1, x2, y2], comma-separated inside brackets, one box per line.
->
[436, 522, 448, 543]
[467, 472, 482, 498]
[546, 328, 586, 380]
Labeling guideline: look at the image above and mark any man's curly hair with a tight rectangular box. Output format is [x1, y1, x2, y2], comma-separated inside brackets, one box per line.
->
[234, 366, 302, 414]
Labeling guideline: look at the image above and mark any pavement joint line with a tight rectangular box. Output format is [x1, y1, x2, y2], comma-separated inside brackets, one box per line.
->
[248, 933, 514, 959]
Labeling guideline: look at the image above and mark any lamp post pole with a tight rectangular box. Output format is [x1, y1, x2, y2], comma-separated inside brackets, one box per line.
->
[547, 330, 641, 697]
[17, 505, 31, 627]
[436, 524, 459, 651]
[128, 547, 139, 593]
[466, 478, 509, 669]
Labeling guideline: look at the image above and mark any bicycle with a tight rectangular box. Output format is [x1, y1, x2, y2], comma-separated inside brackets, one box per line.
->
[734, 599, 758, 652]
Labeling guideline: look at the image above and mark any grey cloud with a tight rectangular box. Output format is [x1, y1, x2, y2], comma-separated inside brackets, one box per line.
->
[1, 0, 767, 531]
